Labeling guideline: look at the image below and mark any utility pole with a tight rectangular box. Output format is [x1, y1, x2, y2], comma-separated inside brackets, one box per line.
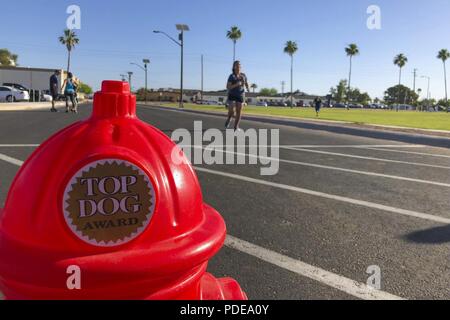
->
[412, 69, 417, 93]
[201, 54, 204, 103]
[281, 81, 285, 98]
[127, 72, 133, 92]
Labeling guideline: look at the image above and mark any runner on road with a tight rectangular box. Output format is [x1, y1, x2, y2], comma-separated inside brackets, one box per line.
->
[225, 61, 249, 131]
[314, 96, 322, 117]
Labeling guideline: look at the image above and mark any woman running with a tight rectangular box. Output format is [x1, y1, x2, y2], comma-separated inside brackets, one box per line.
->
[225, 61, 249, 131]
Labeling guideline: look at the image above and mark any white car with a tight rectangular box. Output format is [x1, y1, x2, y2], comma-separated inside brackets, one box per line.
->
[41, 94, 53, 102]
[0, 86, 30, 102]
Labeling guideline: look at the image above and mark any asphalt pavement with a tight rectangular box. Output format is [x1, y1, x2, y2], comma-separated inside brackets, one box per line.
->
[0, 103, 449, 299]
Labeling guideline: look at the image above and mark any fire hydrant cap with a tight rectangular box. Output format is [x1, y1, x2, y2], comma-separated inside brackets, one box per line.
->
[0, 81, 234, 299]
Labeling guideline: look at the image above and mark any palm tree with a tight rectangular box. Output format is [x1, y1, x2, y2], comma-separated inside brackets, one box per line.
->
[59, 29, 80, 72]
[251, 83, 257, 93]
[393, 53, 408, 107]
[437, 49, 450, 112]
[393, 53, 408, 85]
[284, 41, 298, 108]
[345, 44, 359, 90]
[226, 26, 242, 62]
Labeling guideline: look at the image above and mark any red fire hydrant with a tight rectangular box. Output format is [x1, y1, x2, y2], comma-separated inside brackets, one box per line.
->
[0, 81, 247, 300]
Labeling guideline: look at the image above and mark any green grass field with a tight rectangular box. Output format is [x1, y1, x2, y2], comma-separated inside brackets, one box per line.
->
[160, 103, 450, 131]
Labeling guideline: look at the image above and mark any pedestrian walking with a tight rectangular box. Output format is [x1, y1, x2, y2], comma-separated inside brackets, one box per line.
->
[49, 70, 60, 112]
[61, 72, 78, 113]
[225, 61, 249, 131]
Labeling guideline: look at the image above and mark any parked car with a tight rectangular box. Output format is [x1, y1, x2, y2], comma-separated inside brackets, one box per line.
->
[0, 86, 30, 102]
[41, 93, 53, 102]
[256, 101, 268, 107]
[277, 101, 288, 107]
[333, 103, 347, 108]
[42, 90, 65, 101]
[348, 103, 363, 109]
[395, 104, 414, 111]
[2, 83, 29, 93]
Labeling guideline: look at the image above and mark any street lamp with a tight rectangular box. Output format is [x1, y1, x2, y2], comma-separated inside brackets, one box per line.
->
[131, 59, 150, 103]
[120, 74, 127, 82]
[154, 24, 190, 108]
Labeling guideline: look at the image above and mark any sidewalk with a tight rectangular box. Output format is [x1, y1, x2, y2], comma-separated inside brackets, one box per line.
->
[0, 101, 89, 111]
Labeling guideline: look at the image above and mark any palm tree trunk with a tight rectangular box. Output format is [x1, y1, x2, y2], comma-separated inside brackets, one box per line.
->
[444, 61, 448, 112]
[397, 67, 402, 109]
[67, 49, 71, 73]
[348, 56, 352, 90]
[290, 55, 293, 108]
[233, 41, 236, 62]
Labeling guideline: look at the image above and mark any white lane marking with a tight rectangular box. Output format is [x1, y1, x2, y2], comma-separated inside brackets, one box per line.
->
[282, 147, 450, 170]
[364, 147, 450, 159]
[0, 144, 422, 148]
[197, 146, 450, 188]
[277, 145, 424, 148]
[225, 235, 404, 300]
[0, 153, 24, 166]
[194, 166, 450, 224]
[0, 144, 39, 147]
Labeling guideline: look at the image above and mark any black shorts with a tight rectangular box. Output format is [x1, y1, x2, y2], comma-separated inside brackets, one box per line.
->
[228, 95, 244, 104]
[50, 89, 58, 100]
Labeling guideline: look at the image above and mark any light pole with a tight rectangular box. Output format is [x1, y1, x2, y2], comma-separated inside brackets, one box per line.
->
[120, 74, 127, 82]
[131, 59, 150, 103]
[154, 24, 190, 108]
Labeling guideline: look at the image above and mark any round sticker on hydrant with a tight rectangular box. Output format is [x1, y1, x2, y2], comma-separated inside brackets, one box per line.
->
[63, 159, 155, 247]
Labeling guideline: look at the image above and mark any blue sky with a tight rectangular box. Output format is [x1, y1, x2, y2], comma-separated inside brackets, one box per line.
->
[1, 0, 450, 99]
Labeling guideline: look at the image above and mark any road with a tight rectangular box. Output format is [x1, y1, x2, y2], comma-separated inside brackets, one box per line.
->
[0, 103, 449, 300]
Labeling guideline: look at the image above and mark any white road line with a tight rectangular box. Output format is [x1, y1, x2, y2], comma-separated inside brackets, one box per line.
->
[0, 144, 39, 147]
[364, 147, 450, 159]
[225, 235, 404, 300]
[278, 144, 424, 148]
[194, 166, 450, 224]
[197, 146, 450, 188]
[0, 153, 24, 166]
[282, 147, 450, 170]
[0, 144, 422, 148]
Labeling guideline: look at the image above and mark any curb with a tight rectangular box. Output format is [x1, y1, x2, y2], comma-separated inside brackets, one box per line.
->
[0, 101, 90, 112]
